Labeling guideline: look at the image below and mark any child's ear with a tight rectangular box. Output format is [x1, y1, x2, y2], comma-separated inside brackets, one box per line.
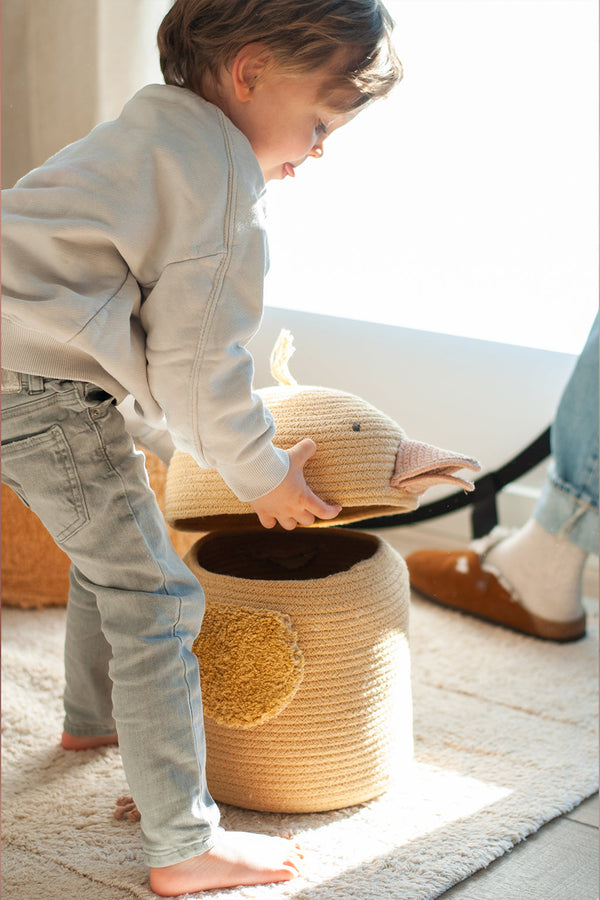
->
[231, 42, 273, 102]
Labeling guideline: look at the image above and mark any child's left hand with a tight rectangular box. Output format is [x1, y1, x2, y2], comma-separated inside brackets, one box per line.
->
[250, 439, 341, 530]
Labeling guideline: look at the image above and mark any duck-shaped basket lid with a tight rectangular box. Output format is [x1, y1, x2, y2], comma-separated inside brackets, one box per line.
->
[165, 330, 481, 531]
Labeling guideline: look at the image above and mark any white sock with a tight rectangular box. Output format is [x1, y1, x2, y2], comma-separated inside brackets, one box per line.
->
[484, 519, 587, 623]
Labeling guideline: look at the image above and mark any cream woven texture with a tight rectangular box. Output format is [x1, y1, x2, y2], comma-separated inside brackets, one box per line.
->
[185, 527, 413, 813]
[166, 384, 420, 530]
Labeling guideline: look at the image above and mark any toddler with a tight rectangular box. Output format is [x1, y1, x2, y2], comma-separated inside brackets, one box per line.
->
[1, 0, 402, 894]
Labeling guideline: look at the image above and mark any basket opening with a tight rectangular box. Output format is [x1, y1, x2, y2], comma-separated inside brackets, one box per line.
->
[194, 528, 379, 581]
[171, 506, 404, 532]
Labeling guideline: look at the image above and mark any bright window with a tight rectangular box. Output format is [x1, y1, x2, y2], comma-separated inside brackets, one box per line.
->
[263, 0, 598, 354]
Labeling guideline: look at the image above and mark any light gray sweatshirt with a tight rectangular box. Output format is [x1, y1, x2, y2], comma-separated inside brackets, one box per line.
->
[1, 84, 289, 502]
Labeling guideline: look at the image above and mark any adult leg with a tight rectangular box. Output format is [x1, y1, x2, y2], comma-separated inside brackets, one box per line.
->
[534, 313, 599, 553]
[406, 317, 598, 640]
[486, 315, 598, 620]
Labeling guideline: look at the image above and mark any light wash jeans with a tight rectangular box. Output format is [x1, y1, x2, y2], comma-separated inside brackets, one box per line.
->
[533, 315, 599, 555]
[1, 375, 220, 866]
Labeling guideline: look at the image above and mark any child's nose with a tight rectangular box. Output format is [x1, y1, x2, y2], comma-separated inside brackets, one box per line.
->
[309, 145, 324, 159]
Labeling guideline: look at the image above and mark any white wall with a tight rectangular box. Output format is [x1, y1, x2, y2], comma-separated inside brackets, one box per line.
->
[264, 0, 599, 357]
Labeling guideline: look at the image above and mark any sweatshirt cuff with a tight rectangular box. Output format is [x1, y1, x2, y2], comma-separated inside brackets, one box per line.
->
[218, 444, 290, 503]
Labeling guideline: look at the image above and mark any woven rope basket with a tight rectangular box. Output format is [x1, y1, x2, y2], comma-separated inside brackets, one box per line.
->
[165, 331, 479, 531]
[166, 383, 419, 530]
[185, 527, 412, 813]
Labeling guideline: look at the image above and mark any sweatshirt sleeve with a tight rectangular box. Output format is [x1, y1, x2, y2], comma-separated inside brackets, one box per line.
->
[139, 188, 290, 503]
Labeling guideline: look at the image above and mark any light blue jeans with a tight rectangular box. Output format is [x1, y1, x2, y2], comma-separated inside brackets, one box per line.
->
[533, 315, 599, 555]
[1, 375, 220, 867]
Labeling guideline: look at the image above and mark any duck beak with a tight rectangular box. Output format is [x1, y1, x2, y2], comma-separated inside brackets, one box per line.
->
[391, 439, 481, 495]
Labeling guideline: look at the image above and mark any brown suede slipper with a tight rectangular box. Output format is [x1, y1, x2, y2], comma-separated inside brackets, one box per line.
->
[405, 548, 586, 642]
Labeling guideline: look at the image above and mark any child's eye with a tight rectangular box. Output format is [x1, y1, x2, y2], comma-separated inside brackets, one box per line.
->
[316, 121, 328, 136]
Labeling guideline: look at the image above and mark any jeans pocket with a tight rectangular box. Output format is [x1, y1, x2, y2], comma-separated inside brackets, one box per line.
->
[80, 384, 116, 423]
[1, 424, 90, 543]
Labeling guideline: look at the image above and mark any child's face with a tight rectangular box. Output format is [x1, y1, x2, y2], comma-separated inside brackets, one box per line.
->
[223, 50, 356, 182]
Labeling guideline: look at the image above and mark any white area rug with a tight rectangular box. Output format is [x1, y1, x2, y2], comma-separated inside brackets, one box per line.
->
[2, 591, 598, 900]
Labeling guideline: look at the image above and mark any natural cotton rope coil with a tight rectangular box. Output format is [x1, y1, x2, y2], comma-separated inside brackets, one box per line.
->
[166, 383, 417, 529]
[186, 527, 412, 813]
[165, 331, 480, 531]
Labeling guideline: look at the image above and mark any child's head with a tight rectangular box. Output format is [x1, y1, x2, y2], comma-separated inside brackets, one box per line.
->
[158, 0, 402, 181]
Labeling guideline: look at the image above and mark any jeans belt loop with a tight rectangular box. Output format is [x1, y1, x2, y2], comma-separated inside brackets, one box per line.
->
[1, 369, 23, 393]
[25, 373, 46, 395]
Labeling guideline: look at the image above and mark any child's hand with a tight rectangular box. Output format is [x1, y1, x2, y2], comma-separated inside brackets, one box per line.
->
[250, 439, 341, 530]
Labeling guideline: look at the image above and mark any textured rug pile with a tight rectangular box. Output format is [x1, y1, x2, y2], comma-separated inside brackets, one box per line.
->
[2, 589, 597, 900]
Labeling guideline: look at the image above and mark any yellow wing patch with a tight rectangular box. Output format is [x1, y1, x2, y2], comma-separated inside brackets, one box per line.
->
[193, 603, 304, 729]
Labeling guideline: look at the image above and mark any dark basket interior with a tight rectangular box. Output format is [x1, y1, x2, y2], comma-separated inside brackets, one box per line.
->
[194, 527, 379, 581]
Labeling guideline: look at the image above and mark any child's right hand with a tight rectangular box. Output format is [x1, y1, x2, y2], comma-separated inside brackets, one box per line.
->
[249, 439, 341, 530]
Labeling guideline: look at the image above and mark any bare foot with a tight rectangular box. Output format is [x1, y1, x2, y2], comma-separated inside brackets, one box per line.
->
[114, 796, 141, 822]
[61, 731, 118, 751]
[149, 830, 304, 896]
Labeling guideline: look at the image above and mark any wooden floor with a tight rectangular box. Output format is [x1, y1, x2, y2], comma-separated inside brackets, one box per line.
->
[372, 524, 599, 900]
[438, 793, 599, 900]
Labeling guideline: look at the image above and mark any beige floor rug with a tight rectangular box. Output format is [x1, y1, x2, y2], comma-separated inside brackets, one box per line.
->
[2, 590, 598, 900]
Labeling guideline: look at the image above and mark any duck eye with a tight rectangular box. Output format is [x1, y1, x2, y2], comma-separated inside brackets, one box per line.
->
[352, 423, 361, 432]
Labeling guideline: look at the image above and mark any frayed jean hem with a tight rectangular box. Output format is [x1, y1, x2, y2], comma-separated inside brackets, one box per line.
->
[534, 476, 599, 556]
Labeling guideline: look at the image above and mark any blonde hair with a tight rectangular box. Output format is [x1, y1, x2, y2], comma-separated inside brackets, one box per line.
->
[158, 0, 402, 111]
